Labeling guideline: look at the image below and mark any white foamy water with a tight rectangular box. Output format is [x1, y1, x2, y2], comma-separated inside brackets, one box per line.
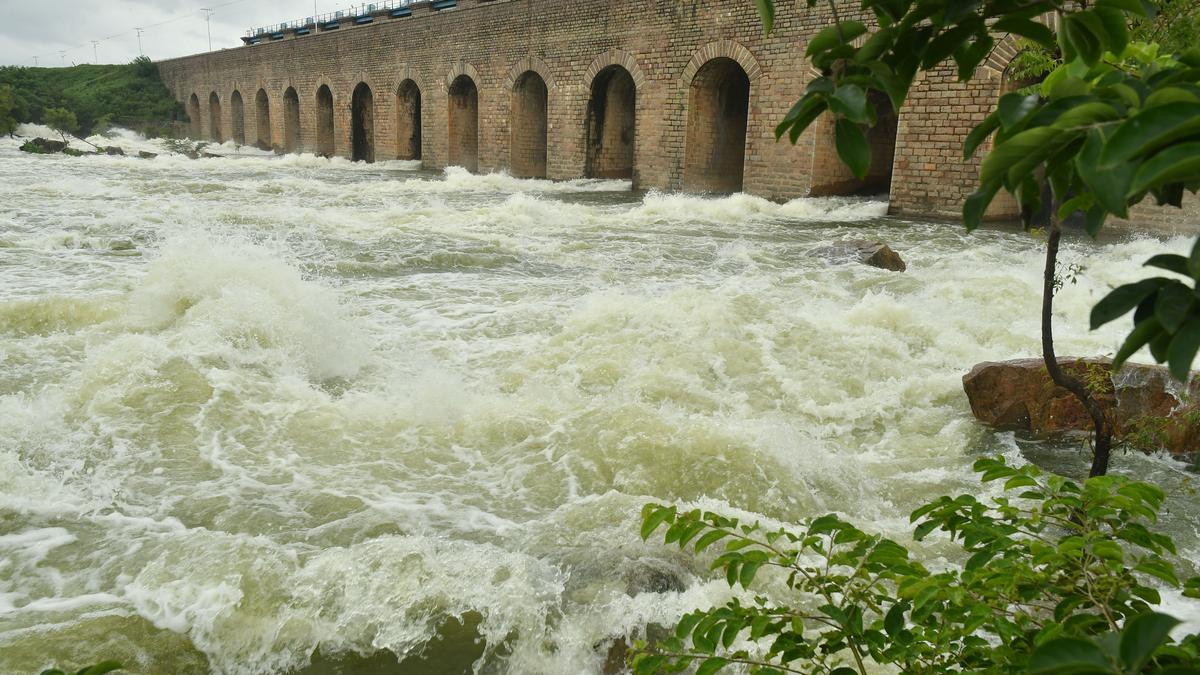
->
[1, 130, 1197, 674]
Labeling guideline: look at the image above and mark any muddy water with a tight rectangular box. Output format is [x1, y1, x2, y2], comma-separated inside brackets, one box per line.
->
[1, 129, 1197, 674]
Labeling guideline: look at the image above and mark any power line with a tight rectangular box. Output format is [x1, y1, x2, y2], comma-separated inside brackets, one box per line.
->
[25, 0, 252, 66]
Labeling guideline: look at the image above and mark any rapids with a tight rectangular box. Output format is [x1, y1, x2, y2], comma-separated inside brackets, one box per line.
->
[1, 128, 1197, 674]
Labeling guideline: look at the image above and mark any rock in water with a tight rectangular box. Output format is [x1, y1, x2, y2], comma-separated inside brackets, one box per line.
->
[104, 146, 125, 156]
[963, 358, 1200, 455]
[809, 240, 906, 272]
[19, 138, 67, 154]
[138, 151, 158, 159]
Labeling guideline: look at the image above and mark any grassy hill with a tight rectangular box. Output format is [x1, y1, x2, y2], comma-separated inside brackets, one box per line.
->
[0, 57, 184, 137]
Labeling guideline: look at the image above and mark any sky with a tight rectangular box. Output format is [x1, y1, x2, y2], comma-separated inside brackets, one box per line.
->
[0, 1, 366, 67]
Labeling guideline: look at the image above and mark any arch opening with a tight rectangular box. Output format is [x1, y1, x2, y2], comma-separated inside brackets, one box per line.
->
[352, 82, 375, 163]
[316, 85, 335, 157]
[810, 91, 897, 196]
[396, 79, 422, 160]
[230, 90, 245, 145]
[683, 58, 750, 193]
[208, 92, 223, 143]
[447, 75, 479, 172]
[510, 71, 548, 178]
[283, 87, 300, 153]
[188, 93, 201, 138]
[585, 65, 636, 180]
[255, 89, 272, 151]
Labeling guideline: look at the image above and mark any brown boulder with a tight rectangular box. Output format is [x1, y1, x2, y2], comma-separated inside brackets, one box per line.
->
[809, 240, 906, 272]
[963, 358, 1200, 455]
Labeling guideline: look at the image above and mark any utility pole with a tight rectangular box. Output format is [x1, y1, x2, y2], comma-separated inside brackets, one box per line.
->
[59, 51, 65, 67]
[201, 8, 214, 51]
[91, 41, 99, 64]
[135, 28, 144, 56]
[33, 56, 38, 67]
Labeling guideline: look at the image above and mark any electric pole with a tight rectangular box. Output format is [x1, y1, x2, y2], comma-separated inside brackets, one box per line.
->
[201, 8, 214, 51]
[92, 41, 99, 64]
[59, 51, 65, 67]
[135, 27, 144, 56]
[33, 56, 38, 66]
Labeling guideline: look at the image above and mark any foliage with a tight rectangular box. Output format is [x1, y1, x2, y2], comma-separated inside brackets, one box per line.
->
[1001, 0, 1199, 85]
[40, 661, 123, 675]
[632, 457, 1200, 674]
[0, 57, 183, 137]
[0, 83, 16, 137]
[43, 107, 78, 142]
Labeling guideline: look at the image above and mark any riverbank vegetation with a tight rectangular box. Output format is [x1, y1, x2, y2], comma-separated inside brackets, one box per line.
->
[632, 0, 1200, 671]
[0, 57, 183, 138]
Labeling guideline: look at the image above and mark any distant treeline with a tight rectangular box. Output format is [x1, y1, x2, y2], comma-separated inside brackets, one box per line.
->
[0, 57, 184, 138]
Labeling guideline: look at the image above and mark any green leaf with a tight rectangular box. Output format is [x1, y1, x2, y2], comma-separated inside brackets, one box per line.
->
[964, 111, 1000, 159]
[1144, 254, 1191, 277]
[830, 84, 870, 125]
[834, 118, 870, 179]
[1113, 317, 1161, 365]
[694, 529, 727, 552]
[963, 181, 1001, 231]
[1167, 318, 1200, 381]
[979, 126, 1059, 187]
[641, 505, 675, 540]
[739, 561, 762, 588]
[1102, 103, 1200, 165]
[1135, 558, 1182, 586]
[1077, 127, 1133, 219]
[1092, 7, 1129, 56]
[754, 0, 774, 34]
[1155, 282, 1195, 333]
[1119, 613, 1180, 672]
[806, 21, 868, 57]
[695, 656, 730, 675]
[884, 601, 908, 636]
[1128, 142, 1200, 197]
[1028, 637, 1113, 674]
[1090, 278, 1170, 329]
[992, 16, 1056, 48]
[997, 93, 1040, 131]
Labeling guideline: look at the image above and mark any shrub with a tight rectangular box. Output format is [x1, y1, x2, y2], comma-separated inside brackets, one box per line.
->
[633, 458, 1200, 674]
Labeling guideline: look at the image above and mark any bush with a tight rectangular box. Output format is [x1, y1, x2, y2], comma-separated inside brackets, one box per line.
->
[633, 458, 1200, 674]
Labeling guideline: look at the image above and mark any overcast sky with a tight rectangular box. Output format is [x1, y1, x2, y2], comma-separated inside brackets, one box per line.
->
[0, 1, 361, 67]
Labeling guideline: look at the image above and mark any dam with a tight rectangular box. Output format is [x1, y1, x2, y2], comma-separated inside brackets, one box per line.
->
[155, 0, 1024, 219]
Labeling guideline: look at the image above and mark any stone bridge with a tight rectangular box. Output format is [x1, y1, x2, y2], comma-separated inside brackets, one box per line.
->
[156, 0, 1029, 219]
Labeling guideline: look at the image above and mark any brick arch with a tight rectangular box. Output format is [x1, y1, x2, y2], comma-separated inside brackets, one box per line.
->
[680, 40, 762, 85]
[446, 63, 481, 171]
[502, 56, 556, 92]
[311, 75, 337, 101]
[583, 49, 647, 91]
[393, 64, 428, 96]
[984, 32, 1028, 77]
[444, 62, 481, 91]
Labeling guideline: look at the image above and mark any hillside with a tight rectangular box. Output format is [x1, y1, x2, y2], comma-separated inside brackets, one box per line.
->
[0, 57, 183, 137]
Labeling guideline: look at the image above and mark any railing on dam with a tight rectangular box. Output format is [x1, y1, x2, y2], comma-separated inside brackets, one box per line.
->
[243, 0, 454, 44]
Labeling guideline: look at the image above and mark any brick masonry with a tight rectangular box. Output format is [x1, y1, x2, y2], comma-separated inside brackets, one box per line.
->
[155, 0, 1198, 229]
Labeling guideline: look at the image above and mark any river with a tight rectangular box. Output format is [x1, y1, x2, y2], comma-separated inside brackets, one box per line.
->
[1, 128, 1197, 674]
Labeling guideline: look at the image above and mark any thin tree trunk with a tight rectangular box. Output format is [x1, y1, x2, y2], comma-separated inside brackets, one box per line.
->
[1042, 223, 1113, 477]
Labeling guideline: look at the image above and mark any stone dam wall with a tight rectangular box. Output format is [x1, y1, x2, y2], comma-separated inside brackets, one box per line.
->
[156, 0, 1198, 228]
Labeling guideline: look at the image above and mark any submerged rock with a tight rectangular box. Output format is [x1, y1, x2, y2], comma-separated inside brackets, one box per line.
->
[963, 358, 1200, 455]
[104, 146, 125, 156]
[809, 240, 906, 272]
[138, 150, 158, 159]
[19, 138, 67, 154]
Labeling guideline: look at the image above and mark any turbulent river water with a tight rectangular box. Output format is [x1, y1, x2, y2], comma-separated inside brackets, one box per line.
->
[1, 127, 1198, 674]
